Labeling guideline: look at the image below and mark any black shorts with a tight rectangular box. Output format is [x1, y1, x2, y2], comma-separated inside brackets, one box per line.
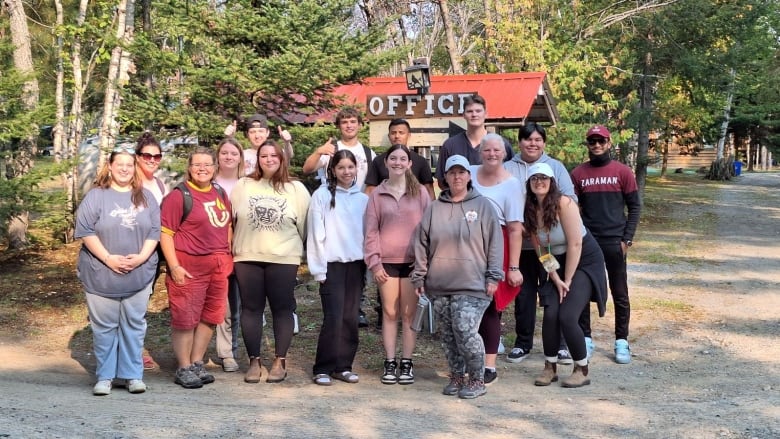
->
[382, 262, 413, 278]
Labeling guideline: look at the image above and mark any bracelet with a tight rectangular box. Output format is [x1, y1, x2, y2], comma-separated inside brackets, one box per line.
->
[508, 266, 520, 271]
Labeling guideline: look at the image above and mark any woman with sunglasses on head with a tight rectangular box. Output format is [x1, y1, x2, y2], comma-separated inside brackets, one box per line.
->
[160, 147, 233, 389]
[213, 138, 245, 373]
[231, 140, 310, 384]
[134, 132, 166, 371]
[523, 162, 606, 388]
[75, 146, 160, 395]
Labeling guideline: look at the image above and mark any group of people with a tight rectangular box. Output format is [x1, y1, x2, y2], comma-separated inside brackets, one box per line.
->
[75, 94, 640, 400]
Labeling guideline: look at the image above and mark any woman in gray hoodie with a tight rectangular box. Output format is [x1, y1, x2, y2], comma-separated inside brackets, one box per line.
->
[412, 155, 504, 400]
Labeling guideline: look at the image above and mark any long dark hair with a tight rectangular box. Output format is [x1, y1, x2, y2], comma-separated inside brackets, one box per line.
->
[385, 144, 421, 198]
[523, 177, 561, 235]
[135, 132, 161, 155]
[249, 140, 293, 193]
[326, 149, 357, 209]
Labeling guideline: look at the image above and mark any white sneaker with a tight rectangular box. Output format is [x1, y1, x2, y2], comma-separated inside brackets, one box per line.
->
[293, 312, 300, 335]
[127, 379, 147, 394]
[93, 379, 112, 396]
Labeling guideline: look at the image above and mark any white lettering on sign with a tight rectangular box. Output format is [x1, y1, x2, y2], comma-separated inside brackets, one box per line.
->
[387, 95, 403, 115]
[368, 96, 384, 115]
[367, 93, 478, 120]
[438, 95, 454, 114]
[404, 95, 420, 115]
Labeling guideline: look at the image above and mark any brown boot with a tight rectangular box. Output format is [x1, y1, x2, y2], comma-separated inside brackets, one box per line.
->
[534, 361, 558, 386]
[266, 357, 287, 383]
[561, 364, 591, 388]
[244, 358, 262, 383]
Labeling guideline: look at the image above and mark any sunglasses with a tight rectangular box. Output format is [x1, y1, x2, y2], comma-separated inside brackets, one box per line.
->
[140, 152, 163, 162]
[586, 137, 608, 146]
[530, 175, 550, 182]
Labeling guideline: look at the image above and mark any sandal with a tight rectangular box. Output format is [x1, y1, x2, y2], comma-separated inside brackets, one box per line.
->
[313, 374, 332, 386]
[331, 370, 359, 384]
[142, 354, 158, 371]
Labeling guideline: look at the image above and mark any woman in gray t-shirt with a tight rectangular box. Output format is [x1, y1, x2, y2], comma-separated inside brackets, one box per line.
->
[74, 147, 160, 396]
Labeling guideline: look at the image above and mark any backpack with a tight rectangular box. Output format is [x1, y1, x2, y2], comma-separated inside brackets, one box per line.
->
[174, 182, 228, 222]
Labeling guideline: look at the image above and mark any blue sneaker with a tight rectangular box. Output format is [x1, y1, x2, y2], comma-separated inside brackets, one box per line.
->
[585, 337, 595, 360]
[614, 339, 631, 364]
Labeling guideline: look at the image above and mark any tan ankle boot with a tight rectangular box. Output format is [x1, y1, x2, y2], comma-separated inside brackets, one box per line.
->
[534, 361, 558, 386]
[266, 357, 287, 383]
[244, 358, 262, 383]
[561, 364, 591, 388]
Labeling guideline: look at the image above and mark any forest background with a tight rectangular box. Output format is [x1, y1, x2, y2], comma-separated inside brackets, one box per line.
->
[1, 0, 779, 249]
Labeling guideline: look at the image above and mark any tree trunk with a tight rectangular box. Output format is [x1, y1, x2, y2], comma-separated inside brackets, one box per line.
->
[660, 129, 670, 176]
[438, 0, 463, 74]
[3, 0, 39, 249]
[634, 51, 654, 203]
[716, 68, 735, 160]
[99, 0, 133, 162]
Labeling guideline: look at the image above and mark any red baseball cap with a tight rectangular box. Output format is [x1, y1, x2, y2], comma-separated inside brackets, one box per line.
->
[586, 125, 611, 139]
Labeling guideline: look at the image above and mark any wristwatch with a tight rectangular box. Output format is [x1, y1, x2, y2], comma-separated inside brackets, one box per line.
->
[624, 240, 633, 247]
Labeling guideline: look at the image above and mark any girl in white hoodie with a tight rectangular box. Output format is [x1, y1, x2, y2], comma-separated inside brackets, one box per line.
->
[307, 150, 369, 386]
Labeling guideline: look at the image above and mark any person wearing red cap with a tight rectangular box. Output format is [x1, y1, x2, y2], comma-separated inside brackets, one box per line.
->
[570, 125, 641, 364]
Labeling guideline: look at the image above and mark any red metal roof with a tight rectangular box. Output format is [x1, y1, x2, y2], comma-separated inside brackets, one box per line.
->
[308, 72, 558, 125]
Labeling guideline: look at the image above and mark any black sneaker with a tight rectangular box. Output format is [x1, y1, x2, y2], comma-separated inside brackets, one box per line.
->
[358, 309, 369, 328]
[484, 368, 497, 385]
[381, 359, 398, 384]
[398, 359, 414, 385]
[506, 347, 529, 363]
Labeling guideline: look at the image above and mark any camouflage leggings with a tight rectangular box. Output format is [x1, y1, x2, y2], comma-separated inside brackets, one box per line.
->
[433, 294, 491, 380]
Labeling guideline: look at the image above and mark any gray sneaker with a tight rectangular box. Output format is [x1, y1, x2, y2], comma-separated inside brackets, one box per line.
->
[442, 374, 465, 396]
[175, 366, 203, 389]
[193, 361, 215, 385]
[458, 378, 487, 399]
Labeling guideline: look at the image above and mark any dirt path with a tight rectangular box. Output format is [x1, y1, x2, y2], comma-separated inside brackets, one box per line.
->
[1, 173, 779, 439]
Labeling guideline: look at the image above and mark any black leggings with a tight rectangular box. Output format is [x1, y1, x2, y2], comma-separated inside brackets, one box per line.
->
[541, 270, 592, 362]
[234, 261, 298, 358]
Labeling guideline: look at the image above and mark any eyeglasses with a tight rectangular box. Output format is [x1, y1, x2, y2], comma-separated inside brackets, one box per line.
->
[586, 137, 608, 146]
[112, 145, 135, 154]
[190, 163, 215, 169]
[530, 175, 550, 182]
[139, 152, 163, 162]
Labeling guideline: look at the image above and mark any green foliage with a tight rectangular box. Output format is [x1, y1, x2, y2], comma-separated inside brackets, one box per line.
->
[0, 159, 73, 241]
[119, 0, 393, 143]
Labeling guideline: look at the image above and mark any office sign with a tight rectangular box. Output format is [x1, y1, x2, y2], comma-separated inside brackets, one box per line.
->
[366, 92, 478, 120]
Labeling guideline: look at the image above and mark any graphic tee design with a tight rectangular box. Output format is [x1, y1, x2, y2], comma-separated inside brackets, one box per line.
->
[248, 195, 288, 231]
